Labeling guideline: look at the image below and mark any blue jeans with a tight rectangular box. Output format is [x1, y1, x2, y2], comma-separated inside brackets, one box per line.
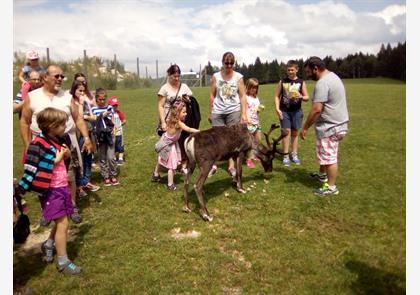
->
[75, 137, 93, 187]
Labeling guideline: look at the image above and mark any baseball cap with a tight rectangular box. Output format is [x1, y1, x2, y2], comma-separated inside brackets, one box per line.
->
[108, 96, 119, 106]
[26, 50, 39, 60]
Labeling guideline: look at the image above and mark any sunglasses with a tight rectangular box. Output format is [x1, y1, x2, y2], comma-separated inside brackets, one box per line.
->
[224, 61, 234, 66]
[49, 74, 65, 80]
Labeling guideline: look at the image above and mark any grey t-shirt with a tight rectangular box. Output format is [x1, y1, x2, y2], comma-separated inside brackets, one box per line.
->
[312, 72, 349, 138]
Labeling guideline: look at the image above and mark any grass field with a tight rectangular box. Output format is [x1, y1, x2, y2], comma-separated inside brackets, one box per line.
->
[13, 78, 405, 294]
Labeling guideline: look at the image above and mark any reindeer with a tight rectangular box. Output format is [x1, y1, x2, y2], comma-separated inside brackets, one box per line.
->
[183, 123, 288, 221]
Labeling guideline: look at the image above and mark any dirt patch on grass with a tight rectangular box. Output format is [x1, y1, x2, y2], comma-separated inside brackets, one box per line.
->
[170, 227, 201, 240]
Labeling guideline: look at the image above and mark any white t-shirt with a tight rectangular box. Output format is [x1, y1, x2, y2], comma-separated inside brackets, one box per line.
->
[157, 82, 192, 117]
[28, 88, 75, 136]
[246, 95, 260, 125]
[212, 71, 243, 114]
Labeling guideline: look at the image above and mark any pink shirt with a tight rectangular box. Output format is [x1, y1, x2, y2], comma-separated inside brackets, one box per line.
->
[50, 160, 68, 188]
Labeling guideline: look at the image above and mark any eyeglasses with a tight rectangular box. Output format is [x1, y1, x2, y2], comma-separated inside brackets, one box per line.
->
[224, 61, 234, 66]
[30, 78, 41, 82]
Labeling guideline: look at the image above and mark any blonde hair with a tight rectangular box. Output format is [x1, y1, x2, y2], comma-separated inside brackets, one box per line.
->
[167, 101, 186, 129]
[36, 107, 67, 134]
[246, 78, 259, 95]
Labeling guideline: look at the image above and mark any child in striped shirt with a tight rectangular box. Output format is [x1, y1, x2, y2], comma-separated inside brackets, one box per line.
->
[15, 107, 82, 275]
[91, 88, 119, 186]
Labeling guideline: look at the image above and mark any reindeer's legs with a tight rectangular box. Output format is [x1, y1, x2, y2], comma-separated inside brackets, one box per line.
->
[235, 153, 246, 193]
[183, 161, 195, 213]
[194, 161, 214, 221]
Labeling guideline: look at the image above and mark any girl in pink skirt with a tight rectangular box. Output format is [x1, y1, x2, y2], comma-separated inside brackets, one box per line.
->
[153, 101, 200, 190]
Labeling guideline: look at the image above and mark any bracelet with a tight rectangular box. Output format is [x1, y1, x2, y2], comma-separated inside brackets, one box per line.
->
[84, 136, 91, 141]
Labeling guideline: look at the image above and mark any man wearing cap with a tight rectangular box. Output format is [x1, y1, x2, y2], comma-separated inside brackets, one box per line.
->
[18, 50, 45, 86]
[20, 64, 93, 224]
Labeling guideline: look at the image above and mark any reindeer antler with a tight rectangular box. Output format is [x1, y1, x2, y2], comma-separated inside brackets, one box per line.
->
[271, 128, 289, 156]
[263, 123, 280, 149]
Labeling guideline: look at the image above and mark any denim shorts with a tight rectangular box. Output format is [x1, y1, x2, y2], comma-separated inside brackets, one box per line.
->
[280, 109, 303, 130]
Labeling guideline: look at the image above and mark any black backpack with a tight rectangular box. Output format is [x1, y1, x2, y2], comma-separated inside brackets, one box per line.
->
[13, 194, 30, 244]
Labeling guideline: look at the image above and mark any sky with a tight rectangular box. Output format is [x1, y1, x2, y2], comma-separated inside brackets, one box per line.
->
[13, 0, 406, 77]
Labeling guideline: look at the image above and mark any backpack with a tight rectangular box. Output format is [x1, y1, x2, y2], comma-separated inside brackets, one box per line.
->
[13, 194, 30, 244]
[94, 116, 114, 146]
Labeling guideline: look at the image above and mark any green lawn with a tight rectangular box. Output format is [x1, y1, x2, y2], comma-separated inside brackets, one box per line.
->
[13, 78, 405, 294]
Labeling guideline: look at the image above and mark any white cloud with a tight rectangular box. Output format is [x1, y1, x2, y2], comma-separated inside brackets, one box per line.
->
[13, 0, 406, 77]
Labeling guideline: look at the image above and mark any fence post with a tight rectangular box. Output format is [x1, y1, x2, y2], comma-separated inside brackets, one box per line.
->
[137, 57, 140, 78]
[199, 64, 202, 87]
[83, 49, 88, 78]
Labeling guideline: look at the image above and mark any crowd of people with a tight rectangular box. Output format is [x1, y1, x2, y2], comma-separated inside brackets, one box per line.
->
[13, 51, 127, 275]
[13, 50, 349, 276]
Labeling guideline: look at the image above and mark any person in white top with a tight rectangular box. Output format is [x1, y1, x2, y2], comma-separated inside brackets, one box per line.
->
[156, 64, 193, 174]
[208, 51, 248, 177]
[245, 78, 262, 168]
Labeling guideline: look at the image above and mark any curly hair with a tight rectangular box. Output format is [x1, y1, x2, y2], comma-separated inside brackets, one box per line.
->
[167, 101, 186, 129]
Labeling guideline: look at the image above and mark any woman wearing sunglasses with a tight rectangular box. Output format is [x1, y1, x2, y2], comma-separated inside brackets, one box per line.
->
[208, 51, 248, 177]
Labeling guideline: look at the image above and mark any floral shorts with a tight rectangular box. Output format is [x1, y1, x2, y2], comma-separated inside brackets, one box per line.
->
[247, 123, 261, 134]
[316, 131, 347, 165]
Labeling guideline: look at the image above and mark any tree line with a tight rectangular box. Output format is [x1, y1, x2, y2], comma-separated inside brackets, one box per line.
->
[202, 42, 406, 83]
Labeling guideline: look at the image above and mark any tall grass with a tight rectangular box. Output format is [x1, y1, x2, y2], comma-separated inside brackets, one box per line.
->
[13, 78, 405, 294]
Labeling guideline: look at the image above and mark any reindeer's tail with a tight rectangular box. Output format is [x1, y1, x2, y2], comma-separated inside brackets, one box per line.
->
[184, 136, 196, 164]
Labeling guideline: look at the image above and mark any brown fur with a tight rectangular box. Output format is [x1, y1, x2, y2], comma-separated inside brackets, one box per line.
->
[183, 123, 287, 221]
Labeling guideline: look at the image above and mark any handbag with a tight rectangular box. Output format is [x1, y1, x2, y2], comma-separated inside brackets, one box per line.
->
[156, 83, 182, 136]
[13, 193, 30, 244]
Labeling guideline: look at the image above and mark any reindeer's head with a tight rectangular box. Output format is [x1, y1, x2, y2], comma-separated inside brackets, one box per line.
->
[253, 124, 289, 172]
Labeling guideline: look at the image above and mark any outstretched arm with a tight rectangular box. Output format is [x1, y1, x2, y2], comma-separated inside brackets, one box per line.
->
[179, 121, 199, 133]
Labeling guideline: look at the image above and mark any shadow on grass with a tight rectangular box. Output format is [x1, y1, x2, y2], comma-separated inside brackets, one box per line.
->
[178, 164, 273, 219]
[76, 191, 102, 213]
[345, 260, 405, 294]
[13, 223, 91, 290]
[274, 164, 317, 189]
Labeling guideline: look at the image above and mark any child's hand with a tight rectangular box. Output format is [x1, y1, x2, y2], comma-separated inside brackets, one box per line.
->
[62, 144, 71, 159]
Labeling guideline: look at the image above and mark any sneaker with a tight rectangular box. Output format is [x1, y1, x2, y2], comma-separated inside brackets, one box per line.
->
[282, 157, 291, 166]
[151, 173, 162, 182]
[84, 182, 100, 192]
[104, 178, 112, 186]
[313, 183, 339, 196]
[41, 241, 55, 263]
[56, 260, 82, 276]
[290, 154, 301, 165]
[111, 177, 120, 186]
[70, 207, 82, 224]
[208, 165, 217, 177]
[117, 159, 124, 166]
[167, 183, 177, 191]
[246, 159, 255, 168]
[78, 187, 88, 198]
[40, 216, 51, 227]
[310, 172, 328, 183]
